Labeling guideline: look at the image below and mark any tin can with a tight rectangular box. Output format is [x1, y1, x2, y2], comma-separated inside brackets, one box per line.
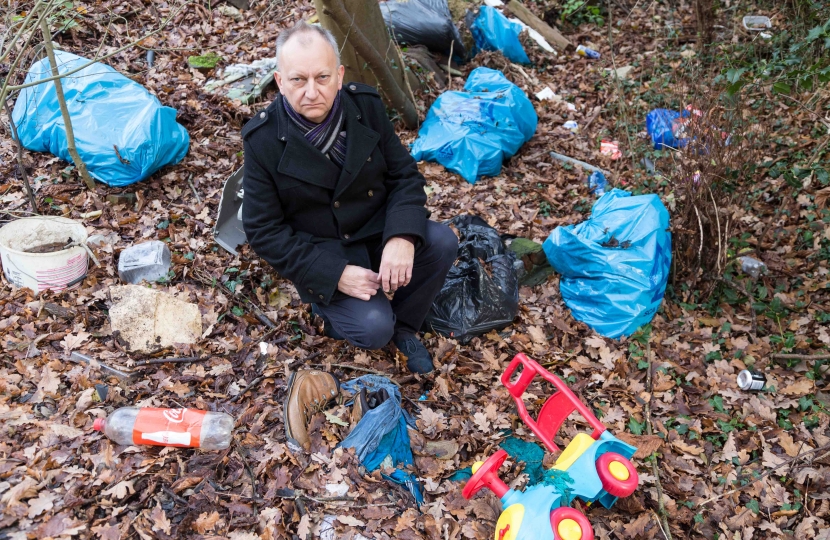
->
[737, 369, 766, 391]
[576, 45, 601, 59]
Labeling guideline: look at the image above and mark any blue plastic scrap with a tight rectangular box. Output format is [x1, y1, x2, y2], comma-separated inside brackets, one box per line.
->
[339, 375, 424, 504]
[542, 189, 672, 339]
[411, 67, 537, 183]
[645, 108, 690, 150]
[11, 51, 190, 187]
[470, 5, 530, 64]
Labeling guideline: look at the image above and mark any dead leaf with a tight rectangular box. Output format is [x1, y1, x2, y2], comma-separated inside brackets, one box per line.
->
[61, 330, 91, 352]
[150, 502, 172, 535]
[617, 433, 664, 459]
[336, 515, 365, 527]
[102, 480, 135, 500]
[50, 423, 85, 438]
[780, 378, 814, 396]
[194, 511, 220, 534]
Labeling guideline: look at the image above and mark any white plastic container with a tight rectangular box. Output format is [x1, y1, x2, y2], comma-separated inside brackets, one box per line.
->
[94, 407, 234, 450]
[118, 240, 171, 283]
[0, 216, 88, 293]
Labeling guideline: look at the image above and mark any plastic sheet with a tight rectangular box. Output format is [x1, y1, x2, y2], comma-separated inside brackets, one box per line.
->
[470, 5, 530, 64]
[12, 51, 190, 187]
[380, 0, 466, 59]
[411, 67, 537, 183]
[339, 375, 424, 504]
[542, 189, 671, 339]
[423, 215, 519, 342]
[645, 108, 690, 150]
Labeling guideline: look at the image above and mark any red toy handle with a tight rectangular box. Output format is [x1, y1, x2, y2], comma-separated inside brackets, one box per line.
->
[462, 449, 510, 500]
[501, 353, 606, 453]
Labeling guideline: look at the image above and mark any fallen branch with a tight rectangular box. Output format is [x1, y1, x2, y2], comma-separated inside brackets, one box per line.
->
[323, 0, 418, 129]
[132, 356, 213, 367]
[771, 353, 830, 361]
[548, 151, 608, 176]
[505, 0, 571, 50]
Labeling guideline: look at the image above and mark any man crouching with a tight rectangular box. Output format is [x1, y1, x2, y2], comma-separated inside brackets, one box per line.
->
[241, 21, 458, 374]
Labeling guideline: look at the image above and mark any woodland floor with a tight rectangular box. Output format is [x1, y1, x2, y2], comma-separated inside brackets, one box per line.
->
[1, 1, 830, 539]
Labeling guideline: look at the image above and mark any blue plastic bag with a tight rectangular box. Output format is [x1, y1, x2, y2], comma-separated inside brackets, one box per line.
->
[470, 6, 530, 64]
[339, 375, 424, 504]
[11, 51, 190, 187]
[645, 108, 690, 150]
[411, 67, 537, 183]
[543, 189, 671, 338]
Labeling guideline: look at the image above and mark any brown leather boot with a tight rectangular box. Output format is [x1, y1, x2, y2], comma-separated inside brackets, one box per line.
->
[283, 369, 340, 452]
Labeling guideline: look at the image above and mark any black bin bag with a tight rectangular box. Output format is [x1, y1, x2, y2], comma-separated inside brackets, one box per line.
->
[422, 215, 519, 343]
[380, 0, 467, 59]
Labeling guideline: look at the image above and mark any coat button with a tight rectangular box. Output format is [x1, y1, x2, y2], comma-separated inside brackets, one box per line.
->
[308, 288, 313, 294]
[280, 136, 286, 141]
[356, 114, 361, 120]
[344, 234, 350, 239]
[333, 201, 340, 208]
[349, 84, 357, 91]
[319, 294, 324, 300]
[367, 156, 372, 162]
[259, 112, 265, 119]
[367, 190, 373, 197]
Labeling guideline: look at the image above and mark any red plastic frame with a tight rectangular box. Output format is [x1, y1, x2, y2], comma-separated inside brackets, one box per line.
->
[550, 506, 594, 540]
[501, 353, 605, 453]
[596, 453, 639, 498]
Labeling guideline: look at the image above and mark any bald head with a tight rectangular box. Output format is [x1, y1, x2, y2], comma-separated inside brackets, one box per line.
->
[275, 21, 340, 72]
[274, 21, 345, 123]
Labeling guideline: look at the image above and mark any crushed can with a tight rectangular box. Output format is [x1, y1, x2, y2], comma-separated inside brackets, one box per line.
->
[737, 369, 766, 391]
[576, 45, 601, 59]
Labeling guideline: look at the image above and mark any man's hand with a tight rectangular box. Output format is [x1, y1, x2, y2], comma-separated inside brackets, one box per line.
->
[337, 265, 381, 301]
[379, 237, 415, 293]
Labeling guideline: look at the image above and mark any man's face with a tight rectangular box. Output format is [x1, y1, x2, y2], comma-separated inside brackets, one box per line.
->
[275, 32, 345, 124]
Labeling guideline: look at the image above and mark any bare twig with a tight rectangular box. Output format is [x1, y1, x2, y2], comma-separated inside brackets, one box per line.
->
[645, 341, 673, 540]
[187, 174, 202, 204]
[39, 16, 95, 190]
[2, 97, 38, 213]
[132, 356, 213, 367]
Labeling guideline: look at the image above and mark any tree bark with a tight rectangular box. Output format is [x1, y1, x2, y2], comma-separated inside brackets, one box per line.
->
[39, 17, 96, 191]
[505, 0, 571, 51]
[694, 0, 715, 46]
[323, 0, 418, 129]
[313, 0, 377, 87]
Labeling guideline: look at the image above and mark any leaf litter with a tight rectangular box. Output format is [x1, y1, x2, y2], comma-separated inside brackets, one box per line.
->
[1, 0, 830, 539]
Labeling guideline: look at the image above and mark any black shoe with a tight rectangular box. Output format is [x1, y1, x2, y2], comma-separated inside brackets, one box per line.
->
[311, 304, 344, 340]
[393, 334, 434, 374]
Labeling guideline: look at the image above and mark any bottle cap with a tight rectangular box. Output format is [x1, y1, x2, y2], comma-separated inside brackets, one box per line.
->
[93, 418, 105, 431]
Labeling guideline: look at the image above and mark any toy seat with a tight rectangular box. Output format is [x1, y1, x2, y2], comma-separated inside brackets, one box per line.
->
[501, 353, 605, 452]
[552, 433, 596, 471]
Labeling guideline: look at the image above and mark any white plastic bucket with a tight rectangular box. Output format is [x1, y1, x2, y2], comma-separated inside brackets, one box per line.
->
[0, 216, 89, 293]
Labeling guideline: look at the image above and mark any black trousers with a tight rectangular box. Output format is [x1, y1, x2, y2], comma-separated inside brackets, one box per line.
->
[315, 220, 458, 350]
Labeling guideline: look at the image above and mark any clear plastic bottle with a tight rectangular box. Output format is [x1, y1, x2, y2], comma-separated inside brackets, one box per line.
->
[93, 407, 233, 450]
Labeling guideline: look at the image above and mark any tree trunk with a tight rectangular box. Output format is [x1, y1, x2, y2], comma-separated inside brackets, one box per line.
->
[313, 0, 376, 86]
[314, 0, 418, 129]
[694, 0, 715, 46]
[39, 18, 96, 191]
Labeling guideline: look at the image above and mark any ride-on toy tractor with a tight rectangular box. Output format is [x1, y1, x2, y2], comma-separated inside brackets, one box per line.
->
[463, 353, 639, 540]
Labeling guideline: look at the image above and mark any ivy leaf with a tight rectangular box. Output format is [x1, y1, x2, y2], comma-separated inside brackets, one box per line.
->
[231, 306, 244, 317]
[772, 82, 791, 95]
[628, 417, 645, 435]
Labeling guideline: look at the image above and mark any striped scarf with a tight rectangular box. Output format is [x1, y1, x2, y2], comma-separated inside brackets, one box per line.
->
[282, 91, 347, 166]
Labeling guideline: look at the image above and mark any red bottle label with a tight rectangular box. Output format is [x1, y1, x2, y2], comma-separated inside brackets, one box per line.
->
[132, 408, 206, 447]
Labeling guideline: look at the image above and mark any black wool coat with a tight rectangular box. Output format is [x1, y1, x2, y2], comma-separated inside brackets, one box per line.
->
[241, 83, 428, 306]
